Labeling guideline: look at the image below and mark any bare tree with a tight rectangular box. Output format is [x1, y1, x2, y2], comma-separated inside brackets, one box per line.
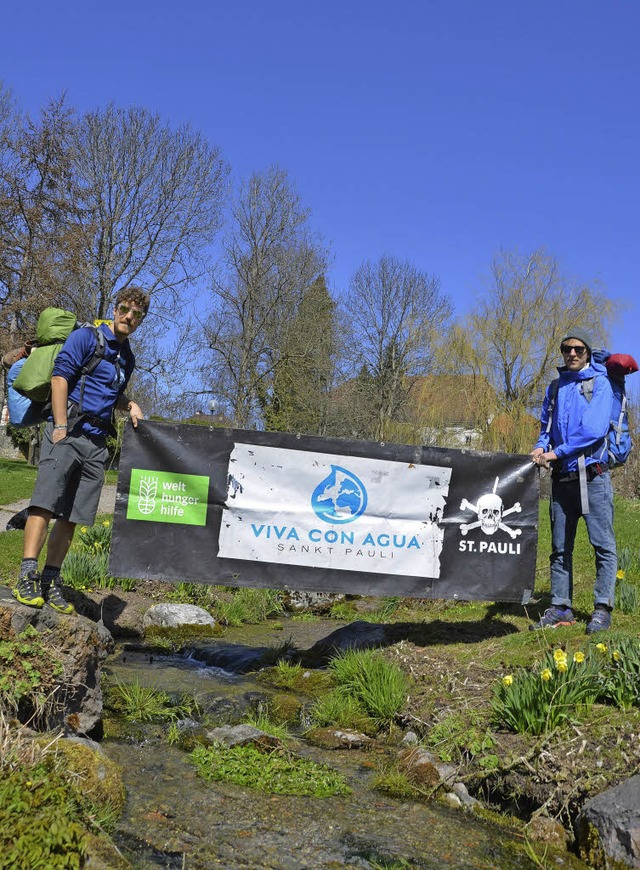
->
[340, 255, 453, 441]
[201, 167, 328, 428]
[0, 89, 82, 351]
[453, 248, 619, 452]
[70, 103, 230, 318]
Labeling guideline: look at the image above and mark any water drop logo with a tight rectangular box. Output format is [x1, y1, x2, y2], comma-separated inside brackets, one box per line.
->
[311, 465, 367, 524]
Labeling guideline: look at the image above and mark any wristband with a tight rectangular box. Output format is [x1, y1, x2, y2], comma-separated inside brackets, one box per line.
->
[53, 424, 68, 430]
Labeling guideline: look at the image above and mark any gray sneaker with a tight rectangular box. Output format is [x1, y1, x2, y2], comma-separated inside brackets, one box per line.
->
[12, 571, 45, 608]
[586, 607, 611, 635]
[529, 606, 576, 630]
[45, 579, 76, 615]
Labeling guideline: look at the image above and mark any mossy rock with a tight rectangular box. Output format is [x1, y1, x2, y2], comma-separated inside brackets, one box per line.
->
[268, 692, 303, 724]
[52, 738, 126, 814]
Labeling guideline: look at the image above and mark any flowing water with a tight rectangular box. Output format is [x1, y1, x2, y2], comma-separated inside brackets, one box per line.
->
[102, 621, 545, 869]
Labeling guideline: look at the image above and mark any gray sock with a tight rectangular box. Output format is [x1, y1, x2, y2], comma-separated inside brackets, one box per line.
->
[20, 558, 38, 579]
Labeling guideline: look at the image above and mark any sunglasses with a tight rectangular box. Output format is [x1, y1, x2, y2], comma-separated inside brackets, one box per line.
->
[117, 303, 145, 322]
[560, 344, 587, 356]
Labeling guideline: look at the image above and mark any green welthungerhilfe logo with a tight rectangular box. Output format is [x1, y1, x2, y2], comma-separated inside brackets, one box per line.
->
[127, 469, 209, 526]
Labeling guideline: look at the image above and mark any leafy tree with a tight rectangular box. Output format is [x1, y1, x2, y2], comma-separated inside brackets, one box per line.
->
[264, 276, 337, 434]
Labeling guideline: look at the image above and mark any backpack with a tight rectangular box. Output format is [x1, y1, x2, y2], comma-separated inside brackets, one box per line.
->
[5, 307, 106, 428]
[547, 349, 638, 468]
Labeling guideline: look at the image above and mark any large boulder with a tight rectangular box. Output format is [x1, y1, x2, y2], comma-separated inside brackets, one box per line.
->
[0, 585, 113, 736]
[298, 620, 390, 667]
[577, 775, 640, 868]
[143, 602, 216, 630]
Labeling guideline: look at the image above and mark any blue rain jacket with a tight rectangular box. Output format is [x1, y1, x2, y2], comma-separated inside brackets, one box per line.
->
[535, 358, 611, 473]
[52, 323, 135, 436]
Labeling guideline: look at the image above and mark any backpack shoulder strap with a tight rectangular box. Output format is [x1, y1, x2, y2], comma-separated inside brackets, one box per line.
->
[545, 378, 560, 433]
[76, 327, 109, 412]
[82, 327, 106, 377]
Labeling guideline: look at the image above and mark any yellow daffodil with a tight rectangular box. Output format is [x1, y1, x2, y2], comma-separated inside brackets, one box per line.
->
[613, 651, 622, 662]
[596, 642, 607, 653]
[573, 651, 585, 664]
[541, 668, 552, 682]
[556, 662, 568, 673]
[553, 648, 566, 662]
[502, 674, 514, 687]
[102, 520, 111, 528]
[80, 526, 88, 534]
[616, 569, 625, 580]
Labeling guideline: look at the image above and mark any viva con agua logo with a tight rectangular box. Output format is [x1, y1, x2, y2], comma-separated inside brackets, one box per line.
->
[311, 465, 368, 524]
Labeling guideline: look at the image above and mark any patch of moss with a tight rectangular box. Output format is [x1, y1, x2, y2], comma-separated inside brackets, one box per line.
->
[51, 739, 126, 815]
[268, 692, 303, 725]
[143, 622, 222, 647]
[256, 662, 334, 695]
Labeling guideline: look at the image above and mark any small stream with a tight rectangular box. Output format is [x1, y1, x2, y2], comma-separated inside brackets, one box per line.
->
[102, 620, 541, 869]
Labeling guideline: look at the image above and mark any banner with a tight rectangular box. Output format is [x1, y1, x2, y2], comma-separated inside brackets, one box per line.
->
[109, 421, 538, 602]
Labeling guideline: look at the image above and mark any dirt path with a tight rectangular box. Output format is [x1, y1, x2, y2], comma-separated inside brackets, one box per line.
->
[0, 484, 117, 531]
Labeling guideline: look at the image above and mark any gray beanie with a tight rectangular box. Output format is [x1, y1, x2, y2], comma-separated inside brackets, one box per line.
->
[560, 329, 593, 353]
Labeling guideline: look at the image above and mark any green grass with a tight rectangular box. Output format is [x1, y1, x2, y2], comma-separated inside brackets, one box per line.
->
[0, 458, 117, 507]
[0, 458, 38, 504]
[310, 648, 409, 734]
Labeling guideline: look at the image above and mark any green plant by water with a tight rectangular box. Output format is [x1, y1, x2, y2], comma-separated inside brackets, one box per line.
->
[310, 648, 409, 733]
[213, 586, 284, 625]
[109, 677, 194, 723]
[190, 742, 350, 797]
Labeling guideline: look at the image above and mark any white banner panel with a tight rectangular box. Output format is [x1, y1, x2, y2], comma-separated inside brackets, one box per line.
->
[218, 444, 452, 578]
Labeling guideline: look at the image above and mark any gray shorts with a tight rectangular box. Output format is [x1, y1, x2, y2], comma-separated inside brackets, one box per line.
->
[30, 423, 109, 525]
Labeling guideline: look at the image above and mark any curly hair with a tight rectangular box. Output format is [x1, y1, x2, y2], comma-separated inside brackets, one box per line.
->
[114, 286, 150, 315]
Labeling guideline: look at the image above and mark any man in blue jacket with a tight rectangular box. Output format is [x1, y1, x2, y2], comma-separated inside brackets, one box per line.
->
[530, 329, 616, 634]
[12, 287, 150, 614]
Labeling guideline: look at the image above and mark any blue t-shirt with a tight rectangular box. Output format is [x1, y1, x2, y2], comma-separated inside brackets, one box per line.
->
[52, 323, 135, 436]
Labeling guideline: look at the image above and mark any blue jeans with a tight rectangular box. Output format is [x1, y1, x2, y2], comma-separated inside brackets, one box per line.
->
[549, 471, 617, 609]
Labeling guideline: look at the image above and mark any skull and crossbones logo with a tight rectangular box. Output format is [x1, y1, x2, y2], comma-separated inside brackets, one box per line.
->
[459, 477, 522, 539]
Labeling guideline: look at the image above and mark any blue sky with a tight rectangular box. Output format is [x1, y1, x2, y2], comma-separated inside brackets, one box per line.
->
[3, 1, 639, 375]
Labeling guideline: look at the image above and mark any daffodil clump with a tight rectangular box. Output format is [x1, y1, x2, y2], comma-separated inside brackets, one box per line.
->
[595, 636, 640, 710]
[493, 636, 640, 735]
[492, 647, 600, 735]
[76, 520, 112, 555]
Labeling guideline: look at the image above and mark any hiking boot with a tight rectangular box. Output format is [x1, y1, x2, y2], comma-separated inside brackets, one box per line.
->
[586, 606, 612, 635]
[45, 579, 75, 615]
[12, 572, 45, 608]
[529, 606, 576, 630]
